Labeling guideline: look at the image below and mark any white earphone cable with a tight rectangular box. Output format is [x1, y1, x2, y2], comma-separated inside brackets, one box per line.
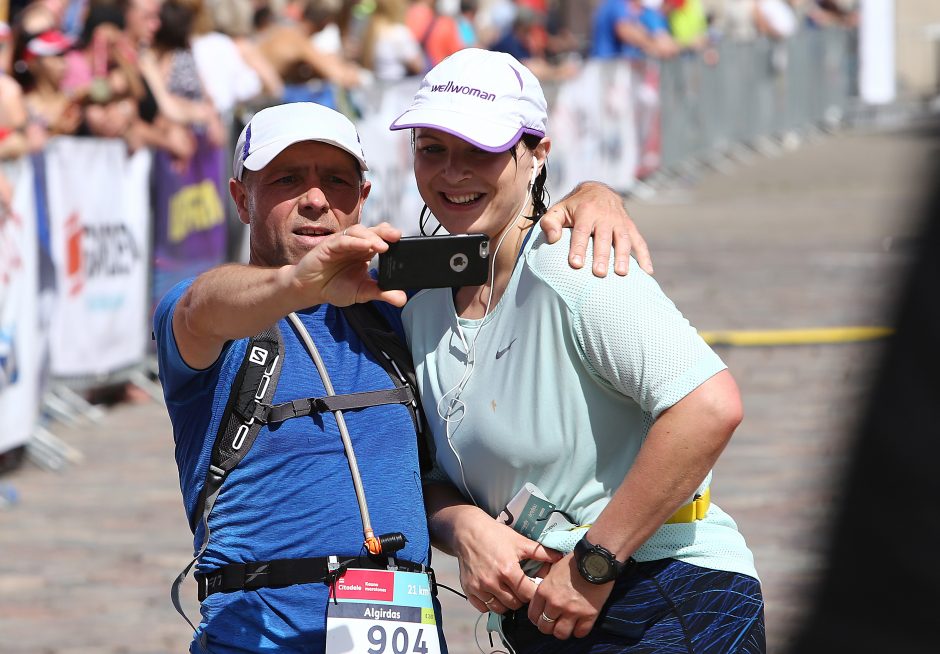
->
[435, 158, 540, 506]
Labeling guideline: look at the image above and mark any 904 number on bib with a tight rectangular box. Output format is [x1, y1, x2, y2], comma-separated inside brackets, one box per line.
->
[366, 624, 430, 654]
[325, 569, 442, 654]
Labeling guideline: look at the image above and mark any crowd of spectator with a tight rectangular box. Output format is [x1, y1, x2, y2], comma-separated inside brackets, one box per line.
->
[0, 0, 859, 217]
[0, 0, 858, 410]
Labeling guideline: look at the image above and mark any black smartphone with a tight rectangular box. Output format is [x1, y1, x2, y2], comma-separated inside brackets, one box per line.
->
[378, 234, 490, 290]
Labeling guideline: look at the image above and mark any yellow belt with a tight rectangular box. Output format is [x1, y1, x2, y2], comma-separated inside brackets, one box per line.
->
[665, 487, 711, 524]
[572, 487, 711, 537]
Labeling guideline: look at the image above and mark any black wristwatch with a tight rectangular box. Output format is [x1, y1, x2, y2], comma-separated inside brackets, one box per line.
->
[573, 536, 635, 584]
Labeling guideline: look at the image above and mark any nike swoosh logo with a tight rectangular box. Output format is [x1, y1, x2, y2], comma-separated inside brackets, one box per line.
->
[495, 338, 517, 359]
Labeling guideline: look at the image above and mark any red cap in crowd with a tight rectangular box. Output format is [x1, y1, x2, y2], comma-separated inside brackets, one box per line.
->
[24, 30, 74, 61]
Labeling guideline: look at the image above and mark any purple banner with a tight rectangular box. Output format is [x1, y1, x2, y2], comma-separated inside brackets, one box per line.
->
[151, 133, 227, 310]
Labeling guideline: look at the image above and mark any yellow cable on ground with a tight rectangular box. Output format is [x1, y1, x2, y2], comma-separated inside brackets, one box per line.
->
[699, 326, 894, 347]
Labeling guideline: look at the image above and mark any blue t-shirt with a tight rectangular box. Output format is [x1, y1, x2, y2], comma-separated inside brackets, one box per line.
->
[490, 29, 531, 62]
[591, 0, 669, 60]
[591, 0, 633, 58]
[154, 280, 438, 653]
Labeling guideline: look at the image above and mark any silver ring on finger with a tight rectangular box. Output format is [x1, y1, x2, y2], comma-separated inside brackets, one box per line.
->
[539, 611, 557, 623]
[483, 596, 497, 606]
[342, 228, 349, 236]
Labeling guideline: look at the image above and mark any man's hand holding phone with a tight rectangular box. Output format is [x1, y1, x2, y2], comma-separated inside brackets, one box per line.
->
[290, 223, 408, 307]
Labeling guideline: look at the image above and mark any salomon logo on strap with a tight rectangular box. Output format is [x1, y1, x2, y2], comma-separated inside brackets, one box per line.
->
[249, 347, 268, 365]
[232, 353, 280, 451]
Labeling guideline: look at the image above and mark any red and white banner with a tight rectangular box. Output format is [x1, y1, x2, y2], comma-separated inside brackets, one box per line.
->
[0, 157, 40, 454]
[44, 138, 152, 378]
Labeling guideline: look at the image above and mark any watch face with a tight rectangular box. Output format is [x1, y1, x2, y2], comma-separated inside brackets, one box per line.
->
[582, 552, 612, 580]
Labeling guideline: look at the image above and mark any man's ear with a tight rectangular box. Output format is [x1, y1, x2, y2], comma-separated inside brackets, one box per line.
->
[230, 177, 250, 225]
[359, 179, 372, 205]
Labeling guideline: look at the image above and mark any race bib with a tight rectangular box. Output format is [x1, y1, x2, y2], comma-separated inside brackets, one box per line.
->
[325, 568, 442, 654]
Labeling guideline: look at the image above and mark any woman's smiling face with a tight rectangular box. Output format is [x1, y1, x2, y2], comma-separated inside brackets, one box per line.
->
[413, 128, 540, 238]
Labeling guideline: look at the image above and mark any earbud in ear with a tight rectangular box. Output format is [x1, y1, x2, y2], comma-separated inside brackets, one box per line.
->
[530, 160, 539, 188]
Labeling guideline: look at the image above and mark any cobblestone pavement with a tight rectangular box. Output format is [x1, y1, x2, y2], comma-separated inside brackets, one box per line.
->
[1, 120, 936, 654]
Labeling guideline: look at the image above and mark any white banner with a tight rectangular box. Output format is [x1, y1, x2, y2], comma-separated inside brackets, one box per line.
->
[45, 138, 152, 378]
[550, 60, 638, 195]
[859, 0, 896, 105]
[356, 78, 428, 235]
[0, 157, 41, 453]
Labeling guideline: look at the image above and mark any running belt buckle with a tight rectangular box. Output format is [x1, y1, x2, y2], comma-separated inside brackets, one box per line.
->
[665, 487, 711, 524]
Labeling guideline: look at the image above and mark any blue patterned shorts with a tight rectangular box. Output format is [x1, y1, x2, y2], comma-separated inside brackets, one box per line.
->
[499, 559, 765, 653]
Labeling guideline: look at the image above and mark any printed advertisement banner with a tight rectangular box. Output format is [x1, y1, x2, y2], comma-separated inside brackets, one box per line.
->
[44, 137, 152, 378]
[151, 133, 227, 310]
[0, 157, 41, 453]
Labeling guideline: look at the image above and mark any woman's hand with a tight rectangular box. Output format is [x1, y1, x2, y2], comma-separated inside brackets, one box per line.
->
[527, 554, 614, 640]
[451, 508, 562, 615]
[540, 181, 652, 277]
[53, 102, 84, 136]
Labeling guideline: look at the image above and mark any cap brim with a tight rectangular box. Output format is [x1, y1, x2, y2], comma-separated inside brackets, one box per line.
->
[390, 108, 543, 153]
[242, 136, 369, 176]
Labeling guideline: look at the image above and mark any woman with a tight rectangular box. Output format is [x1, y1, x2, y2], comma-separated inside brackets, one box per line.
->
[61, 6, 145, 144]
[13, 29, 83, 146]
[149, 0, 225, 147]
[359, 0, 424, 82]
[390, 48, 764, 652]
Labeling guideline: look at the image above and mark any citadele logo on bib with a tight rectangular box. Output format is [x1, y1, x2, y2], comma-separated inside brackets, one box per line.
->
[330, 569, 394, 602]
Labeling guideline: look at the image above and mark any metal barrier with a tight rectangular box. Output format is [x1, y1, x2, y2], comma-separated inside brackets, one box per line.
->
[659, 27, 856, 171]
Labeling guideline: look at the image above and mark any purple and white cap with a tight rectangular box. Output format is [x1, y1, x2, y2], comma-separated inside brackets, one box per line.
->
[389, 48, 547, 152]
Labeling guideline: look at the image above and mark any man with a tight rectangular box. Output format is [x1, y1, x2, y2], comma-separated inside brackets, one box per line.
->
[488, 7, 579, 82]
[255, 0, 361, 102]
[406, 0, 463, 69]
[591, 0, 679, 60]
[153, 101, 650, 653]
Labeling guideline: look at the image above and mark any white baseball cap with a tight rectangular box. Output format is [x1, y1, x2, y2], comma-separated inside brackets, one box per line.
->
[233, 102, 369, 180]
[389, 48, 547, 152]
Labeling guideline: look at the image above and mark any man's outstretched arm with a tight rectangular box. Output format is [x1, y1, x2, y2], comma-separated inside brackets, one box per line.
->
[172, 224, 406, 370]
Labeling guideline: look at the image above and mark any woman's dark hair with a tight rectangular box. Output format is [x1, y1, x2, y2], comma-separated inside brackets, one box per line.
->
[516, 132, 549, 220]
[253, 6, 274, 30]
[79, 4, 126, 48]
[153, 0, 195, 50]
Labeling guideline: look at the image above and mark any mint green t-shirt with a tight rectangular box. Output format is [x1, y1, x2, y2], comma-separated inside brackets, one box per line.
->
[402, 224, 758, 579]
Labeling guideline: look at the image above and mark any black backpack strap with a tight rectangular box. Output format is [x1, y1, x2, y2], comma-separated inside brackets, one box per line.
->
[265, 387, 415, 423]
[172, 325, 284, 631]
[190, 325, 284, 533]
[340, 303, 434, 473]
